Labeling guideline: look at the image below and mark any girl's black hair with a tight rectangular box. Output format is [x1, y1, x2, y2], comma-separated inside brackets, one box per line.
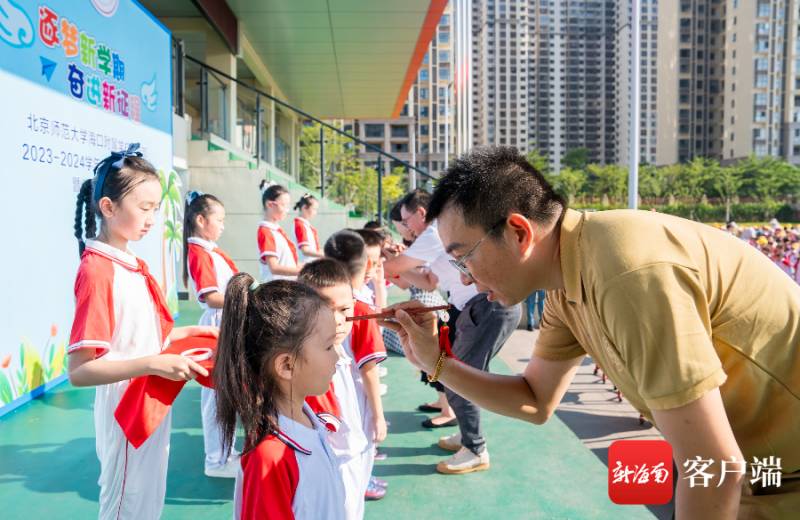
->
[259, 180, 289, 208]
[74, 156, 158, 257]
[215, 276, 327, 456]
[363, 220, 382, 230]
[293, 192, 317, 212]
[182, 192, 223, 286]
[323, 230, 367, 279]
[298, 258, 351, 289]
[354, 228, 384, 248]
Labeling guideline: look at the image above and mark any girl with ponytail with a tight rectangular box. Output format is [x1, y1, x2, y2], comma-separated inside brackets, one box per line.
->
[215, 276, 345, 519]
[69, 144, 217, 519]
[257, 180, 300, 281]
[182, 190, 241, 478]
[293, 192, 324, 260]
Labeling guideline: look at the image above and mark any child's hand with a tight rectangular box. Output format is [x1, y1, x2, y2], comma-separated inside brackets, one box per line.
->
[148, 354, 208, 381]
[373, 414, 388, 443]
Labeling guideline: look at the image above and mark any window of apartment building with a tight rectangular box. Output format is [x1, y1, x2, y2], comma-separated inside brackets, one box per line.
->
[439, 31, 450, 43]
[420, 87, 429, 100]
[420, 69, 429, 81]
[757, 2, 770, 17]
[365, 124, 384, 138]
[391, 143, 409, 153]
[438, 50, 449, 63]
[439, 67, 450, 80]
[755, 73, 769, 87]
[391, 125, 409, 138]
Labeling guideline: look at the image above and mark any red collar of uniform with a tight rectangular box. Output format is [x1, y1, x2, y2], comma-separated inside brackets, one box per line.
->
[84, 239, 138, 271]
[295, 216, 312, 226]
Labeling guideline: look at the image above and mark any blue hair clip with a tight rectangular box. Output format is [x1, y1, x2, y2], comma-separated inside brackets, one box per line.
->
[92, 143, 143, 203]
[185, 190, 204, 206]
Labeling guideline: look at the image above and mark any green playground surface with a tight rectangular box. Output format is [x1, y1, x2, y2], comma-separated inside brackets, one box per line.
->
[0, 302, 655, 519]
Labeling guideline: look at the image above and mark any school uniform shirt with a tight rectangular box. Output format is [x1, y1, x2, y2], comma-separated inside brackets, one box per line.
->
[235, 404, 346, 520]
[187, 236, 239, 468]
[306, 345, 371, 520]
[186, 237, 238, 327]
[403, 220, 478, 311]
[351, 300, 387, 370]
[354, 284, 375, 307]
[294, 217, 321, 260]
[68, 239, 174, 520]
[257, 221, 299, 282]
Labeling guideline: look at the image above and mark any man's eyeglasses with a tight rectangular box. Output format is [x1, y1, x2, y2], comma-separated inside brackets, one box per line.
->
[448, 219, 506, 280]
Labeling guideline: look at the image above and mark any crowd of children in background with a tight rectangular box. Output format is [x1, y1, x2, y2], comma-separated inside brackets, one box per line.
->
[724, 219, 800, 284]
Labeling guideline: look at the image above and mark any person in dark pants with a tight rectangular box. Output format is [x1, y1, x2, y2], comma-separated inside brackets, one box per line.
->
[384, 189, 521, 475]
[525, 290, 546, 330]
[438, 293, 520, 470]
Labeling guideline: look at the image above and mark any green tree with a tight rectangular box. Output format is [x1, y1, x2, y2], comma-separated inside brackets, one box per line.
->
[549, 167, 587, 204]
[587, 164, 627, 204]
[710, 164, 743, 223]
[638, 163, 665, 203]
[526, 149, 550, 175]
[300, 122, 360, 194]
[562, 148, 590, 171]
[677, 157, 710, 202]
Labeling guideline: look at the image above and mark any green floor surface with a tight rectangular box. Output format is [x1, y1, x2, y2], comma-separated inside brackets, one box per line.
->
[0, 302, 654, 519]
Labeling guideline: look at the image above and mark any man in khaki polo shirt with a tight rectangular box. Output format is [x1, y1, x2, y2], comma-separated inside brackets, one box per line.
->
[383, 146, 800, 519]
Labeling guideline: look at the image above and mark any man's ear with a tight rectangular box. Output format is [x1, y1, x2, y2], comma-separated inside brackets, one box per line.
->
[507, 213, 536, 257]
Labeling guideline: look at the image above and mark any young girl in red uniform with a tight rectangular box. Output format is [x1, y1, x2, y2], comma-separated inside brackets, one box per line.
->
[294, 193, 323, 261]
[257, 181, 300, 281]
[215, 276, 346, 520]
[69, 144, 215, 519]
[183, 190, 240, 478]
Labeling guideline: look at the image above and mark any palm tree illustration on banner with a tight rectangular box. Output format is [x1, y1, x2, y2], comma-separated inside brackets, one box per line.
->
[158, 169, 183, 315]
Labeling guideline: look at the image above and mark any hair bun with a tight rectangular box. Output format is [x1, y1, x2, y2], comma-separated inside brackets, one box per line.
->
[185, 190, 204, 205]
[259, 179, 276, 194]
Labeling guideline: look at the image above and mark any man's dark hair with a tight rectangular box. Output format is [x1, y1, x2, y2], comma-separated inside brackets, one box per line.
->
[389, 199, 404, 222]
[400, 188, 432, 213]
[427, 146, 565, 233]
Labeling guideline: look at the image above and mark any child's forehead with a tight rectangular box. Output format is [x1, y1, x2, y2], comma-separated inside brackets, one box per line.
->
[318, 282, 354, 301]
[127, 178, 161, 200]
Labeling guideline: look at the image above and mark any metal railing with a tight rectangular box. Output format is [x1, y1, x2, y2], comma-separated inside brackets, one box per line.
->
[178, 50, 436, 224]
